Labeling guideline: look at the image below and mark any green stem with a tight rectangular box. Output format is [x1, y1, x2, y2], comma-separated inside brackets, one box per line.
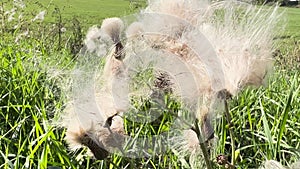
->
[224, 99, 236, 167]
[195, 119, 213, 169]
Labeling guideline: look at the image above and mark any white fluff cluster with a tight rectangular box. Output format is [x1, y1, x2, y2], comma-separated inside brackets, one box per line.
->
[101, 17, 124, 43]
[83, 17, 124, 57]
[138, 0, 279, 95]
[61, 0, 280, 162]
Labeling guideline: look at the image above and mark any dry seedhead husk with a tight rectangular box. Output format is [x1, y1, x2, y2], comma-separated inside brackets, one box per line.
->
[59, 0, 281, 161]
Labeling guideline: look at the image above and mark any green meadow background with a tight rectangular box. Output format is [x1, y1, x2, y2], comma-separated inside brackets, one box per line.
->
[0, 0, 299, 168]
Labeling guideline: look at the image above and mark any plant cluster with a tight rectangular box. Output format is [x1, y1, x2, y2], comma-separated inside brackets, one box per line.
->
[0, 0, 299, 169]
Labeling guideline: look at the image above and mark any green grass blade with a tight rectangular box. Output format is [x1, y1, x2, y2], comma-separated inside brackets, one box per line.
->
[259, 98, 274, 159]
[276, 73, 297, 157]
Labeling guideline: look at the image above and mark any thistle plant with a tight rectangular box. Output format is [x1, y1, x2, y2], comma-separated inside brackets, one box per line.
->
[59, 0, 283, 168]
[1, 0, 299, 168]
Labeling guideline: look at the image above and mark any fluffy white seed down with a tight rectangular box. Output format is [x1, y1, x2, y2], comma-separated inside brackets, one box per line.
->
[60, 0, 280, 160]
[101, 17, 124, 43]
[61, 18, 127, 157]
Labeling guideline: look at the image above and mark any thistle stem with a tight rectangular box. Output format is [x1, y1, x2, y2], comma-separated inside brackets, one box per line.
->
[224, 99, 236, 168]
[194, 119, 213, 169]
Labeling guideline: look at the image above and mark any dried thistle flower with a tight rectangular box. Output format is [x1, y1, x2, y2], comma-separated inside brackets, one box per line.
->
[60, 0, 281, 162]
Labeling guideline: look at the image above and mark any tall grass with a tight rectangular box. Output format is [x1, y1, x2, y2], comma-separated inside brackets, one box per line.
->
[215, 69, 300, 168]
[0, 0, 299, 168]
